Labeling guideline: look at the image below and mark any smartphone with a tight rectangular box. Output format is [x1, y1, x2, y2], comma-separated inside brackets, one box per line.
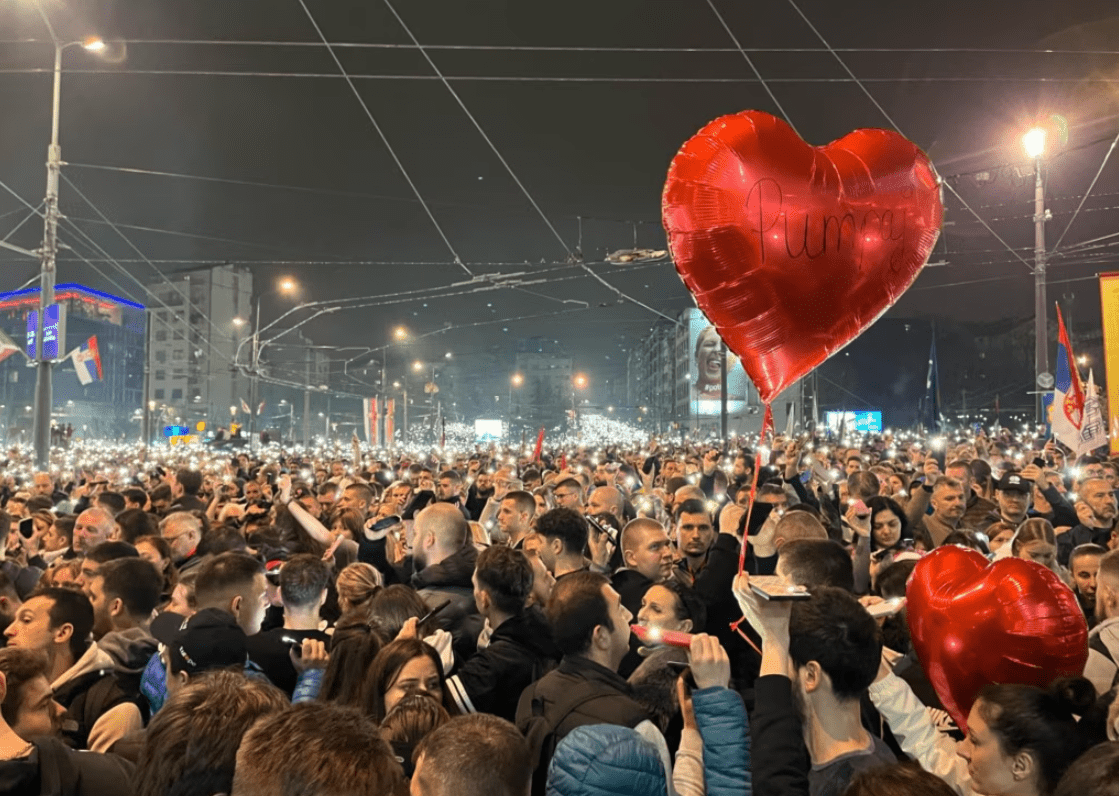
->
[865, 597, 906, 619]
[371, 514, 402, 532]
[280, 635, 303, 658]
[749, 576, 811, 601]
[18, 517, 34, 539]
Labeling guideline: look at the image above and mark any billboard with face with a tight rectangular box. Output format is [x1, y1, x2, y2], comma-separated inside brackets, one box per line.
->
[686, 308, 749, 416]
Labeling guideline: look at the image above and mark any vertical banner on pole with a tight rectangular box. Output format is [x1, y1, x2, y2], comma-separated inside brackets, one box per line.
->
[1099, 273, 1119, 454]
[372, 397, 380, 448]
[363, 399, 372, 445]
[384, 399, 396, 444]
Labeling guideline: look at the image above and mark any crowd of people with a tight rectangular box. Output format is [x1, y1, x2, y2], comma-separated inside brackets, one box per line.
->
[0, 428, 1118, 795]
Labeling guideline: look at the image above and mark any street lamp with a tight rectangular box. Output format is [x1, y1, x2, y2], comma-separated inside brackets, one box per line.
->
[394, 326, 409, 341]
[509, 373, 524, 426]
[238, 278, 300, 451]
[1023, 125, 1052, 423]
[30, 15, 107, 468]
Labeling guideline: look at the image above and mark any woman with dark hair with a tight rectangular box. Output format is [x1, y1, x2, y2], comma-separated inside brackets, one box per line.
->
[852, 496, 912, 594]
[361, 638, 454, 723]
[956, 677, 1096, 796]
[636, 580, 706, 637]
[306, 616, 388, 706]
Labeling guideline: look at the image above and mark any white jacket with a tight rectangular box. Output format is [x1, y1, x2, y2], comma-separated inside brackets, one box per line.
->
[867, 671, 978, 796]
[1084, 615, 1119, 697]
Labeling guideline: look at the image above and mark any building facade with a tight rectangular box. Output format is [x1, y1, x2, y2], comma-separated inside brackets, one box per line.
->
[146, 265, 253, 432]
[0, 283, 145, 440]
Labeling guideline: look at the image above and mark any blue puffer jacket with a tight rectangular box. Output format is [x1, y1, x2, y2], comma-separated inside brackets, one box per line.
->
[546, 725, 668, 796]
[693, 686, 752, 796]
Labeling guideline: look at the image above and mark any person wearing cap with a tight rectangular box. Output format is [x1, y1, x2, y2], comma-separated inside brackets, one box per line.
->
[138, 552, 269, 716]
[994, 472, 1032, 526]
[157, 608, 250, 699]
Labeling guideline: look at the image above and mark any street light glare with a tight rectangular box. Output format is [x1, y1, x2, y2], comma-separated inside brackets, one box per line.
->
[1023, 127, 1047, 158]
[394, 326, 409, 340]
[279, 278, 297, 292]
[82, 37, 105, 51]
[412, 360, 423, 372]
[232, 317, 245, 327]
[511, 373, 523, 386]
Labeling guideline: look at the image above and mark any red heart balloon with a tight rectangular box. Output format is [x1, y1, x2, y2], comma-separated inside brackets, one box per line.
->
[662, 111, 943, 403]
[907, 546, 1088, 733]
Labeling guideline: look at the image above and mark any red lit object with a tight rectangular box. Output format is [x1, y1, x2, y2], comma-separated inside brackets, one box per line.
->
[662, 111, 943, 403]
[631, 624, 693, 649]
[907, 545, 1087, 733]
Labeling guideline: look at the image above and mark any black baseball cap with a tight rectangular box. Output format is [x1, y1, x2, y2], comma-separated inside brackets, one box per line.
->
[153, 608, 247, 675]
[996, 473, 1031, 494]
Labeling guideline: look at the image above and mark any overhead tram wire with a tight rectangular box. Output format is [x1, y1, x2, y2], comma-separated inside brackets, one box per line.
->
[782, 0, 1039, 276]
[12, 36, 1119, 56]
[60, 173, 231, 351]
[378, 0, 680, 326]
[296, 0, 474, 279]
[705, 0, 798, 135]
[10, 66, 1119, 84]
[1051, 128, 1119, 252]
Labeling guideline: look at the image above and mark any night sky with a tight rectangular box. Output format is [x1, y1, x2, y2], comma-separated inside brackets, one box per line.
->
[1, 0, 1118, 410]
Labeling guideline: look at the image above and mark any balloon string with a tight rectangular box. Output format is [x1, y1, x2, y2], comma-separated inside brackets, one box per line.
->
[730, 402, 774, 658]
[736, 402, 775, 573]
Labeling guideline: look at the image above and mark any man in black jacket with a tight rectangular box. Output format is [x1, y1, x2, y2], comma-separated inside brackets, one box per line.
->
[515, 572, 661, 796]
[446, 546, 559, 721]
[611, 518, 674, 617]
[411, 503, 483, 660]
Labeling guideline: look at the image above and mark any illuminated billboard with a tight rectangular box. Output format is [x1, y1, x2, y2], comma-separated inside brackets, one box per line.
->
[475, 418, 504, 441]
[825, 411, 883, 435]
[685, 308, 749, 417]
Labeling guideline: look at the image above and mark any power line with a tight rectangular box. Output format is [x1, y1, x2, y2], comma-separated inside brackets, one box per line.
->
[12, 37, 1119, 56]
[296, 0, 473, 278]
[9, 67, 1119, 84]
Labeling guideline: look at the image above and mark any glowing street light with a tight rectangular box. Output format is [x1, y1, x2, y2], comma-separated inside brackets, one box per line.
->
[279, 278, 297, 293]
[511, 373, 524, 387]
[412, 360, 424, 372]
[394, 326, 409, 340]
[574, 374, 588, 389]
[1022, 127, 1047, 159]
[82, 37, 105, 51]
[231, 317, 245, 327]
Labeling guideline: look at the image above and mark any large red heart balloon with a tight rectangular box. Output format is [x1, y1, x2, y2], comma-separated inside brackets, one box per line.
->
[907, 546, 1088, 733]
[662, 111, 943, 403]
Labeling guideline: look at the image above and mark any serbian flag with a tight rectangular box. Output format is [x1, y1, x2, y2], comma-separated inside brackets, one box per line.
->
[0, 328, 20, 364]
[1051, 305, 1085, 452]
[240, 398, 251, 414]
[385, 398, 395, 442]
[533, 427, 545, 461]
[70, 336, 102, 385]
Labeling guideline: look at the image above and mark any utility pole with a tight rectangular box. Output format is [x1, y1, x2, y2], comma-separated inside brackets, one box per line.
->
[248, 296, 261, 452]
[32, 43, 65, 469]
[1033, 155, 1049, 425]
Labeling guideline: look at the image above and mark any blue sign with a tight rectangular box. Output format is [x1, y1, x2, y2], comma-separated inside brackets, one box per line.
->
[163, 425, 190, 437]
[26, 304, 62, 360]
[825, 410, 883, 435]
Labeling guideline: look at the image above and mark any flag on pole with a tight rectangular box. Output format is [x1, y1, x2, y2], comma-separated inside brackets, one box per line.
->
[384, 399, 395, 442]
[440, 415, 446, 450]
[1078, 369, 1107, 455]
[257, 401, 265, 416]
[0, 328, 21, 364]
[241, 398, 251, 414]
[924, 325, 942, 433]
[533, 427, 545, 461]
[69, 336, 102, 386]
[1051, 305, 1086, 452]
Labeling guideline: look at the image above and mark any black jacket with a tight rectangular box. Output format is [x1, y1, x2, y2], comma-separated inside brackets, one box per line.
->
[676, 532, 741, 648]
[516, 655, 651, 796]
[0, 738, 134, 796]
[751, 674, 810, 796]
[610, 569, 654, 618]
[412, 544, 484, 661]
[446, 607, 561, 721]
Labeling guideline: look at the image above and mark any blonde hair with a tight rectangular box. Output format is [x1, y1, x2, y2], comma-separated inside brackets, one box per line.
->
[336, 563, 383, 614]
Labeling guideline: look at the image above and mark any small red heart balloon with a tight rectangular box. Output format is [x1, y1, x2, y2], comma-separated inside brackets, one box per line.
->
[907, 546, 1088, 733]
[662, 111, 943, 403]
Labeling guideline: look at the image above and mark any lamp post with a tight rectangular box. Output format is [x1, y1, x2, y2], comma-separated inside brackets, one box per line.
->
[509, 373, 523, 429]
[31, 26, 105, 469]
[234, 278, 298, 452]
[1023, 126, 1052, 424]
[572, 373, 588, 432]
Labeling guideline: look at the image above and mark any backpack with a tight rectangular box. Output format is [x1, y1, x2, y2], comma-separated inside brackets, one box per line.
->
[521, 681, 607, 796]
